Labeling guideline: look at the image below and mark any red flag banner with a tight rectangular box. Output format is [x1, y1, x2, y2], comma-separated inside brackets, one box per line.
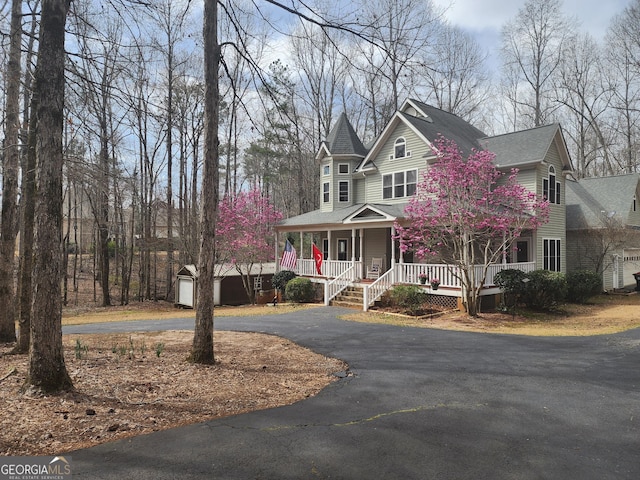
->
[312, 243, 323, 275]
[280, 239, 297, 270]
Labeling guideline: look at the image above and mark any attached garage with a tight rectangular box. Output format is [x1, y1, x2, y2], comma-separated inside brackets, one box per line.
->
[623, 249, 640, 289]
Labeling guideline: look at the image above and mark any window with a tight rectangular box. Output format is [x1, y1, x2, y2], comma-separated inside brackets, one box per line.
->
[323, 182, 330, 203]
[323, 165, 330, 176]
[634, 195, 637, 212]
[543, 165, 561, 204]
[339, 181, 349, 202]
[543, 238, 561, 272]
[338, 164, 350, 174]
[394, 137, 406, 159]
[383, 169, 418, 199]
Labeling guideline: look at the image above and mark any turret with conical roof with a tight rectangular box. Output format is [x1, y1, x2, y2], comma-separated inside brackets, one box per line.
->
[317, 113, 368, 212]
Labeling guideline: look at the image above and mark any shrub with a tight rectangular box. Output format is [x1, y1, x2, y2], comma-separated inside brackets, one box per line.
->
[566, 270, 602, 304]
[494, 268, 528, 310]
[285, 277, 315, 303]
[520, 270, 567, 311]
[272, 270, 296, 291]
[390, 285, 428, 315]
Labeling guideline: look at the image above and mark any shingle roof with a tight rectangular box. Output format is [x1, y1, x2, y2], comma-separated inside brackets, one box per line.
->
[323, 112, 368, 157]
[277, 203, 408, 229]
[403, 100, 487, 155]
[481, 124, 561, 168]
[565, 174, 640, 229]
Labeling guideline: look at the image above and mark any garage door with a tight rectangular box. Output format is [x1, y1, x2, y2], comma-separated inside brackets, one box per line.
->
[623, 249, 640, 288]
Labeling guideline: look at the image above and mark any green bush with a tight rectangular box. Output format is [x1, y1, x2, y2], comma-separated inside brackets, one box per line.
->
[390, 285, 428, 315]
[494, 268, 528, 310]
[521, 270, 567, 311]
[272, 270, 296, 291]
[285, 277, 315, 303]
[566, 270, 602, 304]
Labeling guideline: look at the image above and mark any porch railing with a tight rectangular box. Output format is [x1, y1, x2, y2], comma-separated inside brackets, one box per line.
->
[363, 268, 395, 312]
[396, 262, 535, 288]
[324, 264, 357, 305]
[297, 259, 362, 280]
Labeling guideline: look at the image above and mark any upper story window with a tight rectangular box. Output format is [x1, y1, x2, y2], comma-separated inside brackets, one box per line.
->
[338, 164, 350, 174]
[543, 165, 561, 205]
[339, 181, 349, 202]
[390, 137, 411, 160]
[323, 182, 330, 203]
[323, 165, 330, 176]
[383, 169, 417, 199]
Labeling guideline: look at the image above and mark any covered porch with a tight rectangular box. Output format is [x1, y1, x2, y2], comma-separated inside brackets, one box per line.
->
[276, 204, 536, 311]
[285, 255, 535, 312]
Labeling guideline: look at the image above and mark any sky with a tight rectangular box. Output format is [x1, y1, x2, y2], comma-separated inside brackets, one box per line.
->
[432, 0, 633, 64]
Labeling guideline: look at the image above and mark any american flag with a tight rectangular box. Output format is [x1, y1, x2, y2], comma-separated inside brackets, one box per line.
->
[280, 239, 297, 270]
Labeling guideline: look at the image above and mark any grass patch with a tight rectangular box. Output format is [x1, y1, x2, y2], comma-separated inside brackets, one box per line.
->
[342, 293, 640, 336]
[61, 303, 319, 326]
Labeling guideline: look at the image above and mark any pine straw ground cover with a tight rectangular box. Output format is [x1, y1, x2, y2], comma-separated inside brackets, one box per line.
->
[1, 304, 346, 456]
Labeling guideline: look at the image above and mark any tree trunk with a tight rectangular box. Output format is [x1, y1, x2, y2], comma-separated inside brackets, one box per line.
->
[191, 0, 219, 364]
[0, 0, 23, 343]
[24, 0, 73, 394]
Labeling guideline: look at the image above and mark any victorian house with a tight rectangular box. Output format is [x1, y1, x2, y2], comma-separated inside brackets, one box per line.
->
[275, 99, 573, 310]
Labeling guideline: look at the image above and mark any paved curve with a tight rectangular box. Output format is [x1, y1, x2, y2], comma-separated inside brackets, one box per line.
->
[65, 306, 640, 480]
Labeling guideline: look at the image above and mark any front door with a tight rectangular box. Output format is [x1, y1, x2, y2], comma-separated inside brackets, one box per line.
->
[338, 239, 348, 261]
[516, 240, 529, 263]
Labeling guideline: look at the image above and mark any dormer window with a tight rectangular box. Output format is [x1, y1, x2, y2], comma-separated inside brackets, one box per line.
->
[634, 195, 637, 212]
[543, 165, 561, 205]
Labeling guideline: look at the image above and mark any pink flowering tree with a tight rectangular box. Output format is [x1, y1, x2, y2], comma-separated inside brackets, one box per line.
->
[395, 138, 550, 316]
[215, 188, 283, 303]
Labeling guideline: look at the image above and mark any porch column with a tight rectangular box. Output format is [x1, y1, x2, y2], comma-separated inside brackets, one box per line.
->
[299, 232, 304, 259]
[274, 232, 279, 272]
[391, 225, 396, 283]
[359, 229, 364, 280]
[351, 228, 357, 281]
[327, 230, 332, 260]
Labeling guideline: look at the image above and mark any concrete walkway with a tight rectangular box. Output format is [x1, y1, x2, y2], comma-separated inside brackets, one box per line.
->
[65, 307, 640, 480]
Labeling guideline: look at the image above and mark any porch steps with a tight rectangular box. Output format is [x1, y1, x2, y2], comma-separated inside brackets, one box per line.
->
[330, 286, 364, 309]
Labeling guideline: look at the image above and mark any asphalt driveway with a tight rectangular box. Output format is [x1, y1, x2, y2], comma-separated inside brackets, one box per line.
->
[65, 306, 640, 480]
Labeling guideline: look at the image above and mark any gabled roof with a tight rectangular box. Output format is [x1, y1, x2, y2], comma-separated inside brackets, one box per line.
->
[481, 124, 572, 171]
[356, 100, 486, 171]
[316, 112, 367, 160]
[565, 174, 640, 230]
[276, 203, 407, 231]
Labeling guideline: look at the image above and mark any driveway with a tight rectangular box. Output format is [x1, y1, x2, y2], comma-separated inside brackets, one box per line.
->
[65, 307, 640, 479]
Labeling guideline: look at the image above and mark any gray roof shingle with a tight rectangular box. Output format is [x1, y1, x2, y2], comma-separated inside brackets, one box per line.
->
[324, 112, 368, 157]
[481, 124, 561, 168]
[565, 174, 640, 229]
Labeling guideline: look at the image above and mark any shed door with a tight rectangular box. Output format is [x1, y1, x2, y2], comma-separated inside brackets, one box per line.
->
[177, 277, 194, 307]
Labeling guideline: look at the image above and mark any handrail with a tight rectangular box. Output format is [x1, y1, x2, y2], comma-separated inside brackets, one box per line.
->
[325, 265, 356, 305]
[363, 268, 394, 312]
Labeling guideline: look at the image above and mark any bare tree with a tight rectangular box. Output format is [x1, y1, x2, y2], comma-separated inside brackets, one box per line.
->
[501, 0, 575, 128]
[0, 0, 22, 343]
[190, 0, 219, 364]
[24, 0, 73, 394]
[555, 33, 615, 177]
[422, 24, 491, 125]
[605, 3, 640, 174]
[352, 0, 441, 135]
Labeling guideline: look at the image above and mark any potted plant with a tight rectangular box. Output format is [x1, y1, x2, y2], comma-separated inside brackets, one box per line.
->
[430, 278, 440, 290]
[419, 273, 427, 284]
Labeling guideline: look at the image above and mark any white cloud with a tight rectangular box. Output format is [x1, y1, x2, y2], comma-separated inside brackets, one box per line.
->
[433, 0, 632, 39]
